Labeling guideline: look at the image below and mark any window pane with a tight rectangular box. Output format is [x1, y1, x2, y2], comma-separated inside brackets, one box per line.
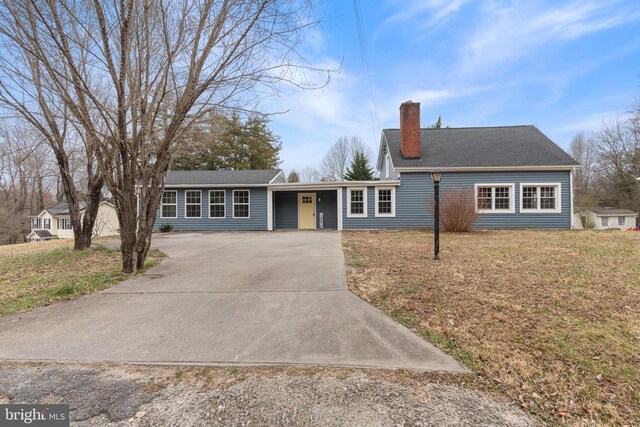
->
[234, 191, 249, 204]
[162, 191, 176, 204]
[522, 186, 537, 209]
[162, 205, 176, 218]
[494, 187, 510, 210]
[350, 190, 363, 202]
[234, 204, 249, 218]
[539, 186, 555, 209]
[210, 191, 225, 204]
[378, 189, 392, 214]
[186, 204, 201, 218]
[477, 187, 492, 210]
[601, 217, 608, 227]
[351, 202, 363, 214]
[618, 216, 625, 226]
[210, 205, 225, 218]
[186, 191, 201, 204]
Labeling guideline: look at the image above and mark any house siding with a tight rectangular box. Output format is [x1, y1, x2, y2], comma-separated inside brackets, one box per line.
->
[379, 141, 399, 181]
[342, 171, 572, 229]
[274, 190, 338, 229]
[155, 187, 268, 231]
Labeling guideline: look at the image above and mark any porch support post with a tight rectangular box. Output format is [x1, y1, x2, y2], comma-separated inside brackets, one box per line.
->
[267, 188, 273, 231]
[337, 187, 343, 231]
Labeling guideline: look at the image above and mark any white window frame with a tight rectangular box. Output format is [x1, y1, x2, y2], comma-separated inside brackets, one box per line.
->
[57, 218, 72, 230]
[208, 190, 226, 219]
[184, 190, 202, 219]
[31, 218, 42, 229]
[347, 188, 368, 218]
[43, 218, 51, 229]
[375, 187, 395, 217]
[519, 183, 562, 214]
[617, 216, 626, 227]
[474, 183, 515, 214]
[160, 190, 178, 219]
[601, 216, 608, 227]
[232, 189, 251, 219]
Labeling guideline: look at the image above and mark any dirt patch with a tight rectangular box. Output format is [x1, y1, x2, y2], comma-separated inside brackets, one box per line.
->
[342, 229, 640, 426]
[0, 362, 537, 426]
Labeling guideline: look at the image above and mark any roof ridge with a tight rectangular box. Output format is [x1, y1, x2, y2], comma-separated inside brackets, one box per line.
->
[383, 125, 534, 131]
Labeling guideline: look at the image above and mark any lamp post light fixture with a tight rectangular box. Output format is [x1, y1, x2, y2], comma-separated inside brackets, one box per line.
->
[431, 171, 443, 260]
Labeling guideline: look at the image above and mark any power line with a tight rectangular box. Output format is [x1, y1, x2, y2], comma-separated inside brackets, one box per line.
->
[353, 0, 378, 143]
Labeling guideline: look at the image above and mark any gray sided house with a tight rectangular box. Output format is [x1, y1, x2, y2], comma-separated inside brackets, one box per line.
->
[154, 101, 579, 231]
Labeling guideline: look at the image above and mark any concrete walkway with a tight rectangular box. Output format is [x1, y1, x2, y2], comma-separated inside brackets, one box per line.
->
[0, 232, 465, 372]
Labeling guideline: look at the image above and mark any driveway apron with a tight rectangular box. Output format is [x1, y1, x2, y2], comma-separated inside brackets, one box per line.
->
[0, 232, 465, 372]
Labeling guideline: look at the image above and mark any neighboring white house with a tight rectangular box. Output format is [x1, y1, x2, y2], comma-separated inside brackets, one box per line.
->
[27, 201, 120, 242]
[577, 207, 638, 230]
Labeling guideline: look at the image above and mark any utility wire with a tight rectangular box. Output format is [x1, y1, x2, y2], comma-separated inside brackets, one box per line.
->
[353, 0, 378, 143]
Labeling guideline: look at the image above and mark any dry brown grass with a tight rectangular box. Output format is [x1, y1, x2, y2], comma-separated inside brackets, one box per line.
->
[0, 240, 163, 316]
[342, 229, 640, 426]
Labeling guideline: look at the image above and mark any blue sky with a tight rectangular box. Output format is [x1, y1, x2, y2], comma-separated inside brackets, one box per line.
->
[266, 0, 640, 173]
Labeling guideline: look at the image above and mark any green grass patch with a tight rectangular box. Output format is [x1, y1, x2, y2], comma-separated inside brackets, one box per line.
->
[0, 245, 164, 317]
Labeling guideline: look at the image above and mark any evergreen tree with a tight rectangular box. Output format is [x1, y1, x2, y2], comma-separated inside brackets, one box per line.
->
[173, 113, 281, 170]
[344, 150, 374, 181]
[432, 116, 442, 129]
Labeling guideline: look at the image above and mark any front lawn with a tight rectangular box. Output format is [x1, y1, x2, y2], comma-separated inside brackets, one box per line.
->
[0, 240, 164, 316]
[342, 229, 640, 426]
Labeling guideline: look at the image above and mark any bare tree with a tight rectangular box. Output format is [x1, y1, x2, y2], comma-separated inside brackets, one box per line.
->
[0, 0, 330, 272]
[300, 166, 322, 183]
[0, 3, 105, 249]
[321, 137, 350, 181]
[592, 117, 640, 210]
[320, 136, 369, 181]
[0, 123, 57, 243]
[570, 132, 595, 199]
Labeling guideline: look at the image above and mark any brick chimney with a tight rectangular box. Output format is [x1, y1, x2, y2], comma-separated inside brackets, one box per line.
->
[399, 101, 421, 158]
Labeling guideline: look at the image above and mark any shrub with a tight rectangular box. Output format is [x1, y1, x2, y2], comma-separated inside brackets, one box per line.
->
[159, 223, 173, 233]
[427, 189, 479, 232]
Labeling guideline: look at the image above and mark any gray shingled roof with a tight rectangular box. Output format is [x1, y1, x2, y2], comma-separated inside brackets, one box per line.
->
[384, 125, 579, 168]
[44, 202, 85, 215]
[165, 169, 282, 186]
[588, 207, 638, 216]
[32, 230, 55, 238]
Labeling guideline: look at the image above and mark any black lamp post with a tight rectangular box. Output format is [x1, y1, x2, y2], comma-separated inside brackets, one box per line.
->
[431, 171, 442, 260]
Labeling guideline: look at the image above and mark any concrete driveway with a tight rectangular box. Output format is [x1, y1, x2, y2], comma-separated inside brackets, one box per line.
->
[0, 232, 465, 371]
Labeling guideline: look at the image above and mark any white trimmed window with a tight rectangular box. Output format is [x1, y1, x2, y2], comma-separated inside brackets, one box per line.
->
[31, 218, 42, 229]
[57, 218, 72, 230]
[161, 190, 177, 218]
[43, 218, 50, 229]
[520, 183, 561, 213]
[347, 188, 367, 217]
[209, 190, 226, 218]
[185, 190, 202, 218]
[618, 217, 626, 226]
[233, 190, 250, 218]
[375, 187, 395, 217]
[601, 216, 608, 227]
[474, 184, 515, 213]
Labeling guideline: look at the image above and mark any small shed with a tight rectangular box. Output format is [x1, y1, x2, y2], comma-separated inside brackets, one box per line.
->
[578, 208, 638, 230]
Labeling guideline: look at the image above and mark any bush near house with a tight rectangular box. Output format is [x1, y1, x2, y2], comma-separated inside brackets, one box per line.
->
[159, 223, 174, 233]
[427, 189, 479, 232]
[343, 230, 640, 426]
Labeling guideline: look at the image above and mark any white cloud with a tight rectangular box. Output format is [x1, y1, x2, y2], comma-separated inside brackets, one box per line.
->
[381, 0, 473, 29]
[558, 110, 628, 134]
[460, 0, 640, 75]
